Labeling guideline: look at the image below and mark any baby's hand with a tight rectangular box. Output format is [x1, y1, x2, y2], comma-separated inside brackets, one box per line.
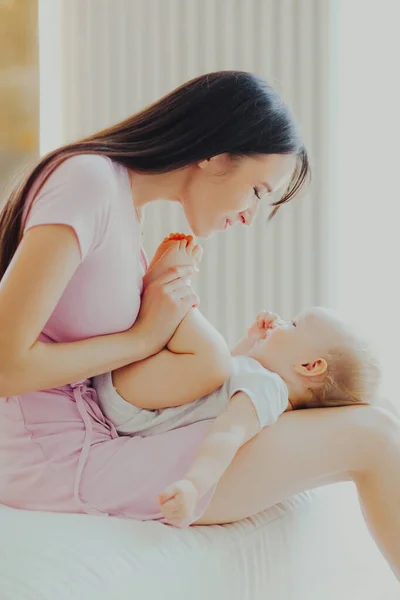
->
[157, 479, 199, 527]
[248, 310, 280, 338]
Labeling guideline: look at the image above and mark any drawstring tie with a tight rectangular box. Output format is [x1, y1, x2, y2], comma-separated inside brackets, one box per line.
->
[71, 379, 118, 515]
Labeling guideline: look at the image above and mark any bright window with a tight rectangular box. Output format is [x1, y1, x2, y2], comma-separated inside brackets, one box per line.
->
[336, 0, 400, 406]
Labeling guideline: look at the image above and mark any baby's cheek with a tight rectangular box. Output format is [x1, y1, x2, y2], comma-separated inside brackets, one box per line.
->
[262, 337, 280, 361]
[269, 333, 289, 361]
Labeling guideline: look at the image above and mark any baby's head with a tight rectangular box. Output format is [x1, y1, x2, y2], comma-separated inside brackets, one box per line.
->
[249, 307, 381, 409]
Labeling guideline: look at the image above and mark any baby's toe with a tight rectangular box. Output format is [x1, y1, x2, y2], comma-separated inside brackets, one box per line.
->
[192, 244, 203, 263]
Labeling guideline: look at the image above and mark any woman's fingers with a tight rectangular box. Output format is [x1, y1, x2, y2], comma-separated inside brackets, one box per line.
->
[163, 277, 190, 294]
[160, 277, 199, 308]
[172, 285, 199, 306]
[158, 265, 197, 285]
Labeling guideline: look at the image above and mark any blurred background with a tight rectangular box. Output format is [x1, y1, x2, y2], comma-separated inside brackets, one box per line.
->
[0, 0, 38, 197]
[1, 0, 399, 402]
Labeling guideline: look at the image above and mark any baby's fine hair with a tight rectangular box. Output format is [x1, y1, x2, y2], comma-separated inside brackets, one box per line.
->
[305, 339, 381, 409]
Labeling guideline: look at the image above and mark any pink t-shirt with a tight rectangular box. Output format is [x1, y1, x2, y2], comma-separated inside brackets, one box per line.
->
[23, 154, 146, 343]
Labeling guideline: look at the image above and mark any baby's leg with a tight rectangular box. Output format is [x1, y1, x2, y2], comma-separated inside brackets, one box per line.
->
[158, 391, 261, 526]
[112, 235, 232, 409]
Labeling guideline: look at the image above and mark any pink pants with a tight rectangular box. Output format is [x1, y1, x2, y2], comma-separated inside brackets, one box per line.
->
[0, 380, 214, 525]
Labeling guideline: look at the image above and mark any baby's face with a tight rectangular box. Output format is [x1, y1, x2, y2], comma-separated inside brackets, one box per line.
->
[249, 307, 347, 385]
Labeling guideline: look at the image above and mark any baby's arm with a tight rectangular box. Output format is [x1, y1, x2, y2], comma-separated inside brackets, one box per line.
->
[231, 310, 279, 356]
[158, 390, 261, 526]
[112, 235, 232, 410]
[158, 362, 289, 526]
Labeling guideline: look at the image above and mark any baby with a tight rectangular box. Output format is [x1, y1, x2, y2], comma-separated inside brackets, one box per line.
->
[93, 234, 381, 527]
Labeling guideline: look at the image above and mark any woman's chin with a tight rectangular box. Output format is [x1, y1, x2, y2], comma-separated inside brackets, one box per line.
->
[185, 216, 224, 238]
[188, 222, 213, 239]
[183, 210, 222, 238]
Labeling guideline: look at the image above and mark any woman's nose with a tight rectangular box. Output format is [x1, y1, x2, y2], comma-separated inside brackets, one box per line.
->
[240, 204, 258, 226]
[244, 197, 261, 225]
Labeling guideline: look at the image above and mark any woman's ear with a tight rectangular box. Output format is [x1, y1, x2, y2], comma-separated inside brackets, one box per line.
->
[198, 154, 232, 175]
[294, 358, 328, 378]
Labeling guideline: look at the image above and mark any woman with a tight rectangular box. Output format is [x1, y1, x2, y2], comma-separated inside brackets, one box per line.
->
[0, 71, 399, 580]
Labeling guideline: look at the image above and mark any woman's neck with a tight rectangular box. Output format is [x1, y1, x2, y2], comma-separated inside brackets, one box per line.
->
[127, 167, 191, 210]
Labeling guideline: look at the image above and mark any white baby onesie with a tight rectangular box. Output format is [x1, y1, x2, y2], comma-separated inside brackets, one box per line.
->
[93, 355, 288, 437]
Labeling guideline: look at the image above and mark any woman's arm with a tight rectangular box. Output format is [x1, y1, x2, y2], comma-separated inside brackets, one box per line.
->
[0, 225, 196, 396]
[112, 308, 232, 409]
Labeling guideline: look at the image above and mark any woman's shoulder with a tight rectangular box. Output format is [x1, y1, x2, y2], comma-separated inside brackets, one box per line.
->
[27, 153, 123, 220]
[59, 152, 113, 171]
[24, 154, 127, 259]
[52, 154, 120, 192]
[32, 153, 126, 218]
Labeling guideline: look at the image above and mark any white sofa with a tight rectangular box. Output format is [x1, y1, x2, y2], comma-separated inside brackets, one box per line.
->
[0, 483, 397, 600]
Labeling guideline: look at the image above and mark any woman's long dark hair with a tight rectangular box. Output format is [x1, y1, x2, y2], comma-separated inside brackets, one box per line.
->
[0, 71, 309, 280]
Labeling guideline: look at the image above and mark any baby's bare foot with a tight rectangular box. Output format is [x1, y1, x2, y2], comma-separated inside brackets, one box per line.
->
[158, 479, 199, 527]
[145, 234, 203, 286]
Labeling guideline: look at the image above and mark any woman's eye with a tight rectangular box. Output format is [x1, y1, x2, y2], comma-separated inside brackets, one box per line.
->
[253, 187, 261, 200]
[291, 321, 297, 327]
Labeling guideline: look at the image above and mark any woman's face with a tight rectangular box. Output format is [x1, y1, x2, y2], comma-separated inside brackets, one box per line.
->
[180, 153, 297, 238]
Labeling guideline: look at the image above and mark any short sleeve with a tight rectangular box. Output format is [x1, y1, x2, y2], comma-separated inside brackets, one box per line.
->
[224, 357, 289, 429]
[24, 154, 116, 261]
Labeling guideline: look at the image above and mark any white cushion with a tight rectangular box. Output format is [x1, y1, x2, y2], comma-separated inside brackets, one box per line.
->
[0, 484, 397, 600]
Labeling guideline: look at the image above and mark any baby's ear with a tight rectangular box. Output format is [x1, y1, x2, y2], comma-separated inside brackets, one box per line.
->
[294, 358, 328, 378]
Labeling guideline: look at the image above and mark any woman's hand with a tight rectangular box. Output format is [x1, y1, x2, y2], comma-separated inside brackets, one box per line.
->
[132, 265, 199, 355]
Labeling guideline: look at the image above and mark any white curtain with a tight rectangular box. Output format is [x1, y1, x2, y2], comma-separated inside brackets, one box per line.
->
[335, 0, 400, 404]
